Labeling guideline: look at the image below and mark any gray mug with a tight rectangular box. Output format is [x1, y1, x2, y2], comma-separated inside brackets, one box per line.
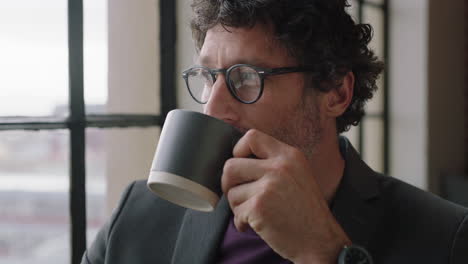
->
[147, 109, 242, 212]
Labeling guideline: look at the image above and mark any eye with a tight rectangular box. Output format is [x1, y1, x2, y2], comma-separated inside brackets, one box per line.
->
[229, 66, 259, 88]
[240, 72, 257, 81]
[228, 66, 261, 102]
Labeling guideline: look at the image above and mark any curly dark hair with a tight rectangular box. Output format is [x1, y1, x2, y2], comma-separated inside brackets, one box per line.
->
[190, 0, 384, 133]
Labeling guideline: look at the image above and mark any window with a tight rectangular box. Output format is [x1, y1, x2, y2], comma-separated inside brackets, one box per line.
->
[343, 0, 389, 174]
[0, 1, 176, 264]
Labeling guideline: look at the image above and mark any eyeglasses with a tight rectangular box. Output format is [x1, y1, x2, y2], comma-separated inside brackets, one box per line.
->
[182, 64, 315, 104]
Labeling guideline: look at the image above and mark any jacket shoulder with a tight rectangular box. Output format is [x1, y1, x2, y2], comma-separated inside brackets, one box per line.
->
[374, 174, 468, 263]
[84, 180, 187, 264]
[376, 174, 468, 218]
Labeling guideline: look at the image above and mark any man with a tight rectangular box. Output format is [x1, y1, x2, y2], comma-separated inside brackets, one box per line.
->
[82, 0, 468, 263]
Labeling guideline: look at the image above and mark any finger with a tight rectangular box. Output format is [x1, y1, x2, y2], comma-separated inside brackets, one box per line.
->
[232, 194, 264, 233]
[233, 129, 282, 159]
[221, 157, 266, 193]
[226, 176, 264, 209]
[233, 197, 254, 232]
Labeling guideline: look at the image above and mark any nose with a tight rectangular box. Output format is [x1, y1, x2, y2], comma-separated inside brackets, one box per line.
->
[203, 75, 239, 121]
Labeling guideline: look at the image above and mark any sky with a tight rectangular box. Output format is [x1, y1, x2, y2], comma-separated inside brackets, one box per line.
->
[0, 0, 107, 116]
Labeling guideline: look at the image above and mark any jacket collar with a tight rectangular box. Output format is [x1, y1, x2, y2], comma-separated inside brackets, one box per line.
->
[171, 195, 232, 264]
[331, 137, 383, 248]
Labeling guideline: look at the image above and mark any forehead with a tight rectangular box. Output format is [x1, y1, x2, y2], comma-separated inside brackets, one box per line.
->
[198, 23, 296, 68]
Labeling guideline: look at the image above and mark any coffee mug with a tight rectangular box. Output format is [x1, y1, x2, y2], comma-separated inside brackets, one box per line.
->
[147, 109, 242, 212]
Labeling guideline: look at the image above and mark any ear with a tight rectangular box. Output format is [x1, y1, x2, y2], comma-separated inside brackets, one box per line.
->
[322, 71, 354, 118]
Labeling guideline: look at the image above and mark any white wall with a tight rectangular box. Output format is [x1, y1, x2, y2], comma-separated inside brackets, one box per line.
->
[176, 0, 202, 111]
[106, 0, 161, 214]
[389, 0, 428, 189]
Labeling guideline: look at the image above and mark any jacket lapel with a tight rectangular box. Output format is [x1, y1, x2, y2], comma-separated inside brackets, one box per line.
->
[332, 139, 384, 249]
[171, 196, 232, 264]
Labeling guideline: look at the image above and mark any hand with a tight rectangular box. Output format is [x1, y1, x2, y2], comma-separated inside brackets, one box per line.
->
[221, 129, 351, 263]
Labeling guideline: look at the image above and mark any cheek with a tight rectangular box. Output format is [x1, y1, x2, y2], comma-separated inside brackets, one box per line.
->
[244, 77, 305, 131]
[265, 80, 305, 116]
[261, 78, 303, 104]
[247, 100, 298, 134]
[269, 75, 304, 101]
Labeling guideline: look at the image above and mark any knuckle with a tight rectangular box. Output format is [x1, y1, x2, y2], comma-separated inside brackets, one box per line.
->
[249, 218, 263, 233]
[249, 199, 266, 232]
[246, 128, 259, 139]
[223, 158, 235, 174]
[226, 189, 234, 203]
[221, 160, 235, 192]
[227, 189, 239, 207]
[233, 215, 242, 230]
[251, 196, 265, 213]
[261, 177, 277, 195]
[272, 158, 291, 175]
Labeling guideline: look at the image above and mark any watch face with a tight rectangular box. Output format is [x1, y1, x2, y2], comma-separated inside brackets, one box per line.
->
[339, 245, 373, 264]
[345, 248, 370, 263]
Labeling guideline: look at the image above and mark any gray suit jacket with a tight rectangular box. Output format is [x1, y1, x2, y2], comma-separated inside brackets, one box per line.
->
[82, 142, 468, 263]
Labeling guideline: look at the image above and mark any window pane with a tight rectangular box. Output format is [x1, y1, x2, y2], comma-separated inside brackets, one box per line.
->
[0, 130, 70, 264]
[0, 1, 68, 117]
[84, 0, 108, 115]
[362, 117, 384, 173]
[342, 123, 360, 152]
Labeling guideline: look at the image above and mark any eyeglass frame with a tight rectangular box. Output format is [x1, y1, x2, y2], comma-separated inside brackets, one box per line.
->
[182, 64, 316, 104]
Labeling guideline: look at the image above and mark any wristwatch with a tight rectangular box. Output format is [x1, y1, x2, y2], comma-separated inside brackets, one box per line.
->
[337, 245, 373, 264]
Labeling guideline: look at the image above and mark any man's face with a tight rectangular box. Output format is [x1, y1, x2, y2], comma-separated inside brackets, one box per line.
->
[198, 23, 323, 158]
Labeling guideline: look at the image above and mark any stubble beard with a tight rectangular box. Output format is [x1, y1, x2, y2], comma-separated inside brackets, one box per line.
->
[270, 95, 323, 162]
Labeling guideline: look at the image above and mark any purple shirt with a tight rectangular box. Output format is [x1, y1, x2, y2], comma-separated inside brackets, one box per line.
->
[217, 216, 292, 264]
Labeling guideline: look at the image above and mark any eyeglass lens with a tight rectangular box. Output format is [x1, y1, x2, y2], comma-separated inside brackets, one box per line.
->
[186, 68, 214, 103]
[186, 65, 262, 104]
[228, 66, 261, 102]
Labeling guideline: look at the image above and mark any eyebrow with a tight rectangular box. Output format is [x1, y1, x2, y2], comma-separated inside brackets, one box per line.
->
[197, 56, 270, 68]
